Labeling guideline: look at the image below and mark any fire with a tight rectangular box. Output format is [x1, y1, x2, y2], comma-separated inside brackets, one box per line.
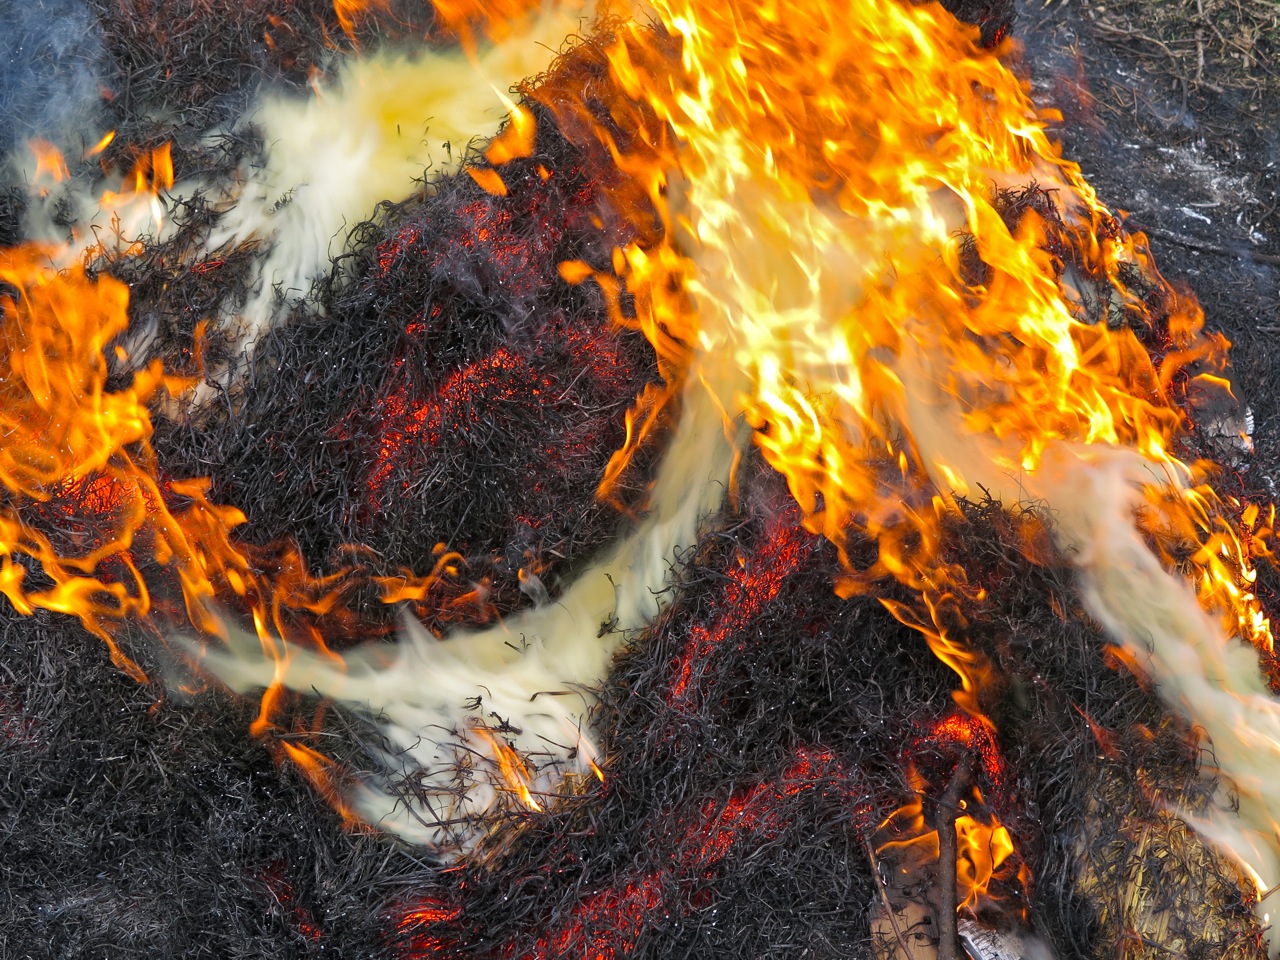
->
[428, 0, 571, 43]
[86, 130, 117, 159]
[27, 139, 69, 188]
[332, 0, 595, 46]
[873, 710, 1028, 918]
[876, 784, 1029, 916]
[95, 142, 176, 236]
[332, 0, 391, 39]
[472, 727, 545, 812]
[0, 242, 464, 728]
[3, 0, 1280, 924]
[955, 810, 1020, 910]
[23, 138, 179, 265]
[537, 0, 1280, 907]
[0, 247, 191, 679]
[561, 0, 1202, 583]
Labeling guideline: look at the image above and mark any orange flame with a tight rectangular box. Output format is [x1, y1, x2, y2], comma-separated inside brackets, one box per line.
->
[0, 248, 195, 679]
[485, 102, 538, 166]
[85, 130, 117, 160]
[0, 0, 1275, 879]
[332, 0, 567, 46]
[28, 139, 69, 186]
[0, 243, 467, 735]
[547, 0, 1275, 746]
[472, 727, 544, 811]
[332, 0, 392, 40]
[429, 0, 557, 44]
[281, 741, 363, 825]
[876, 772, 1030, 915]
[528, 0, 1280, 893]
[97, 143, 176, 236]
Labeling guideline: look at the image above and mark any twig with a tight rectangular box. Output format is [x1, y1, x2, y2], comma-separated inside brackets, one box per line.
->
[1128, 221, 1280, 267]
[936, 755, 972, 960]
[866, 838, 913, 960]
[1090, 16, 1226, 94]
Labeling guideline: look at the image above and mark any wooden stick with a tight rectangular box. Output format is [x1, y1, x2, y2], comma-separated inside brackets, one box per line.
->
[936, 756, 973, 960]
[866, 837, 913, 960]
[1129, 221, 1280, 267]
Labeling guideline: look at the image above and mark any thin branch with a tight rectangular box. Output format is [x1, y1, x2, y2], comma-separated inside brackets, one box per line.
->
[866, 837, 913, 960]
[936, 755, 973, 960]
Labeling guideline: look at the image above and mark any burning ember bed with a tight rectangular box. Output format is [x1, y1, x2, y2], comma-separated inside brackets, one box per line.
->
[2, 1, 1280, 957]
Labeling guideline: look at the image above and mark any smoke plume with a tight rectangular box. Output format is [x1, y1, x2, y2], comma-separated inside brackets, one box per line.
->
[0, 0, 106, 155]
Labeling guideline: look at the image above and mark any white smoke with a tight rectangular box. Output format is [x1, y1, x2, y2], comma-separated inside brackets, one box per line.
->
[26, 1, 1267, 920]
[10, 2, 596, 400]
[902, 343, 1280, 928]
[202, 348, 747, 854]
[196, 4, 597, 399]
[0, 0, 107, 156]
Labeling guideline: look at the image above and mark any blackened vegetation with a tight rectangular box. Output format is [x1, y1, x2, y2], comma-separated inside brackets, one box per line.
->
[387, 461, 1259, 960]
[81, 0, 440, 166]
[949, 500, 1262, 959]
[0, 2, 1273, 960]
[0, 609, 424, 958]
[0, 186, 26, 251]
[145, 98, 661, 629]
[929, 0, 1016, 47]
[103, 186, 265, 391]
[1, 466, 1262, 956]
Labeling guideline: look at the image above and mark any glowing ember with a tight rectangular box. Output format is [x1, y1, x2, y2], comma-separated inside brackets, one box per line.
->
[1, 0, 1278, 940]
[546, 0, 1280, 907]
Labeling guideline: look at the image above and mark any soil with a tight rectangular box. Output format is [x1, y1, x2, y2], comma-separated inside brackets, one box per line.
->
[1015, 0, 1280, 493]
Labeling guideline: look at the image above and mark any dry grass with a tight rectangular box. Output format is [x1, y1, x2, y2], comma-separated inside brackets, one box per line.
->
[1083, 0, 1280, 94]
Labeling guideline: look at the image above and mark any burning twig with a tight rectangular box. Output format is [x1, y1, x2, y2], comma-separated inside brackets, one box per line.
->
[935, 755, 973, 960]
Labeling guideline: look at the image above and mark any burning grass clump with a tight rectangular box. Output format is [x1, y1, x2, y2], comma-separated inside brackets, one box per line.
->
[936, 499, 1263, 959]
[145, 95, 660, 629]
[0, 2, 1274, 958]
[919, 0, 1016, 47]
[381, 458, 1262, 960]
[0, 453, 1264, 957]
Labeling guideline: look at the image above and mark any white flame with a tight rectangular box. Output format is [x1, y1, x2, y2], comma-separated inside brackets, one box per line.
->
[904, 341, 1280, 934]
[10, 2, 596, 404]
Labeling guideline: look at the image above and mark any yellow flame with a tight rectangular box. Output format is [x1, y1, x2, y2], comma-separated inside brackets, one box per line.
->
[1, 0, 1276, 887]
[472, 727, 544, 811]
[536, 0, 1279, 896]
[332, 0, 396, 41]
[0, 244, 467, 717]
[875, 778, 1028, 914]
[550, 0, 1273, 718]
[98, 143, 175, 236]
[85, 130, 117, 159]
[28, 139, 69, 186]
